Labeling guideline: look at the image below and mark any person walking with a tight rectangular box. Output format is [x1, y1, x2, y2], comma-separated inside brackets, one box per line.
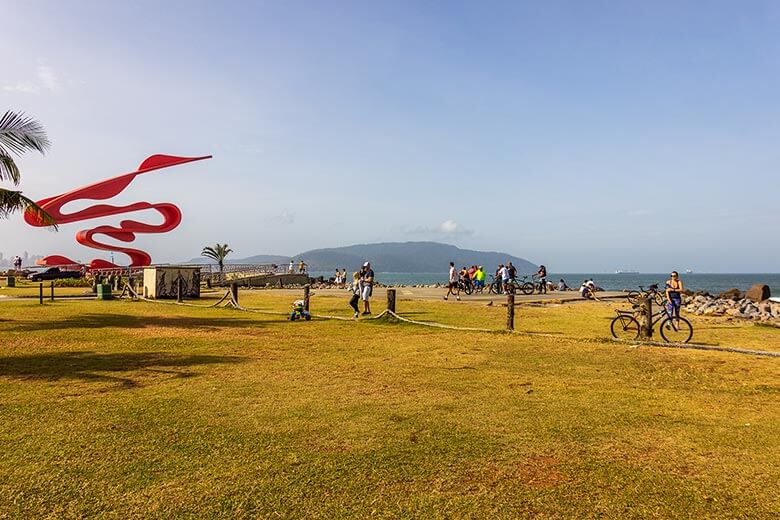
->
[444, 261, 460, 301]
[665, 271, 684, 320]
[536, 264, 547, 294]
[360, 262, 374, 315]
[348, 271, 361, 318]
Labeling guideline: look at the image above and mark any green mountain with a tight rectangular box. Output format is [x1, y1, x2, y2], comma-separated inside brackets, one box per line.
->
[291, 242, 536, 274]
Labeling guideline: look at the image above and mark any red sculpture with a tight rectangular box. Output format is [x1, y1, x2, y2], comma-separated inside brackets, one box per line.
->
[24, 154, 211, 268]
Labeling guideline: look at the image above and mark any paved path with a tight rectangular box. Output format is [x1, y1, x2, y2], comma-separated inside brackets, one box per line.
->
[304, 287, 628, 304]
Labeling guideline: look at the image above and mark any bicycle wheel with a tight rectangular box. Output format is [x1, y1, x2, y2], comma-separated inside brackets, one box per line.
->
[659, 316, 693, 343]
[626, 291, 640, 304]
[506, 284, 516, 295]
[610, 314, 640, 340]
[654, 292, 665, 307]
[463, 282, 473, 295]
[520, 282, 534, 295]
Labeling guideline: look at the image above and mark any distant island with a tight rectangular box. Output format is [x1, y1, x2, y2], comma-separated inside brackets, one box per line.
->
[187, 241, 537, 274]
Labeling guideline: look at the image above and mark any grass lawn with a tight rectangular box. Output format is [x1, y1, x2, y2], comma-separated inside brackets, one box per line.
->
[1, 291, 778, 518]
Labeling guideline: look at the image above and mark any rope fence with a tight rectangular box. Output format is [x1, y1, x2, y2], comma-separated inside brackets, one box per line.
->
[115, 283, 780, 359]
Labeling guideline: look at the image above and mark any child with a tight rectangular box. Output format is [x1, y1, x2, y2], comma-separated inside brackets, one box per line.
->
[349, 271, 362, 318]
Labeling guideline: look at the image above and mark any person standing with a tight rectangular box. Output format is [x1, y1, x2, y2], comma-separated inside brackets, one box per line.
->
[506, 261, 517, 283]
[536, 264, 547, 294]
[288, 260, 294, 274]
[348, 271, 361, 318]
[500, 263, 511, 293]
[298, 260, 306, 274]
[13, 255, 22, 271]
[665, 271, 684, 320]
[361, 262, 374, 315]
[445, 262, 460, 301]
[474, 265, 486, 293]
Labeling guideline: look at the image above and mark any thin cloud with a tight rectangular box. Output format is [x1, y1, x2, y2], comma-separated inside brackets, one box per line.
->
[403, 219, 473, 236]
[2, 82, 40, 94]
[37, 65, 60, 91]
[2, 65, 61, 94]
[272, 210, 295, 225]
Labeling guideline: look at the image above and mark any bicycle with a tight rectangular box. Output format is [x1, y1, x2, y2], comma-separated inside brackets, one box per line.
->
[610, 303, 693, 343]
[504, 275, 535, 296]
[457, 277, 474, 295]
[488, 275, 504, 295]
[626, 284, 665, 306]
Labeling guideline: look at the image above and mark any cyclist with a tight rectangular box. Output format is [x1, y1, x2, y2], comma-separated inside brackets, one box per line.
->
[665, 271, 684, 320]
[473, 265, 486, 293]
[535, 264, 547, 294]
[500, 264, 511, 293]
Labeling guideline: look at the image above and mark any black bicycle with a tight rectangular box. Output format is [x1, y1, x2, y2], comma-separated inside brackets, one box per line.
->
[458, 277, 474, 295]
[610, 305, 693, 343]
[505, 275, 535, 296]
[488, 275, 504, 295]
[626, 284, 665, 306]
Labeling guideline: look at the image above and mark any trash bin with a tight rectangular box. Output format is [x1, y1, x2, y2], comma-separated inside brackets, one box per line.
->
[6, 276, 15, 288]
[96, 283, 113, 300]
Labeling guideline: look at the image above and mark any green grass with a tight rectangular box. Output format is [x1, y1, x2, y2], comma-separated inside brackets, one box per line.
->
[1, 292, 779, 518]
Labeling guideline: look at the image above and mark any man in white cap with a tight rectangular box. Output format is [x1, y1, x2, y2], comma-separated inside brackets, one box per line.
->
[360, 261, 374, 315]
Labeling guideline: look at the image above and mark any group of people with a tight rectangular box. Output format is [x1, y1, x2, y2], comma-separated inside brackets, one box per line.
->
[445, 263, 488, 300]
[288, 259, 307, 274]
[347, 262, 375, 318]
[333, 269, 349, 286]
[11, 255, 22, 271]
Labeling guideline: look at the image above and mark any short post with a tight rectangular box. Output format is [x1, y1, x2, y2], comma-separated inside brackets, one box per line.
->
[39, 283, 44, 305]
[230, 283, 239, 304]
[639, 296, 653, 339]
[386, 288, 396, 313]
[177, 278, 183, 303]
[303, 284, 310, 312]
[50, 281, 55, 302]
[506, 292, 515, 330]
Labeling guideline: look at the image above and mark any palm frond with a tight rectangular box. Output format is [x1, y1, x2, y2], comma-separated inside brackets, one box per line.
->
[0, 151, 20, 185]
[0, 188, 58, 228]
[0, 110, 51, 157]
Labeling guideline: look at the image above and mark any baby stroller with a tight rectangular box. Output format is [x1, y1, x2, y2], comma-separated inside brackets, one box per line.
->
[289, 299, 311, 321]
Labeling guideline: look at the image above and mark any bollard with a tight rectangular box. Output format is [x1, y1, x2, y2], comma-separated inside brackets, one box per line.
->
[386, 288, 396, 313]
[303, 284, 310, 312]
[230, 283, 239, 304]
[39, 283, 43, 305]
[639, 296, 653, 339]
[506, 292, 515, 330]
[50, 280, 55, 302]
[177, 278, 183, 303]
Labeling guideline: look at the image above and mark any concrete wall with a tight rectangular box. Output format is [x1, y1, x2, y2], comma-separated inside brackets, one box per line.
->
[143, 266, 201, 298]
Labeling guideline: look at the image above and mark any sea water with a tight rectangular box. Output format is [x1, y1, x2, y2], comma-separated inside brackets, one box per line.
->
[311, 272, 780, 294]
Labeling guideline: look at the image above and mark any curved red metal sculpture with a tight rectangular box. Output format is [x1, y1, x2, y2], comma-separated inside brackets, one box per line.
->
[24, 154, 211, 269]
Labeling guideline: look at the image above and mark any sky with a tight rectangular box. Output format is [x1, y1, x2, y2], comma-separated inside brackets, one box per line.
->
[2, 0, 779, 272]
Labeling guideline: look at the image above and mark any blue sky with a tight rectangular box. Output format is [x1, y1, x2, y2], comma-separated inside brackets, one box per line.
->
[2, 0, 779, 271]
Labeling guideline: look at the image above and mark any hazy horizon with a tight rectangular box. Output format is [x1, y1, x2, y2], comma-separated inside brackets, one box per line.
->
[3, 1, 780, 272]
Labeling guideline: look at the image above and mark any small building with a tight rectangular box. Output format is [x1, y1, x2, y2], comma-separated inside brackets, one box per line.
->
[143, 266, 201, 299]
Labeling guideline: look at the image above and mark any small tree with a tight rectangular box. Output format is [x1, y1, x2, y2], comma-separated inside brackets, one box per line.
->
[201, 243, 233, 273]
[0, 110, 56, 226]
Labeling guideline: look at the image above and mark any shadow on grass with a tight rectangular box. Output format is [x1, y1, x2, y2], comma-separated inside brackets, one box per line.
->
[10, 313, 261, 332]
[0, 351, 245, 388]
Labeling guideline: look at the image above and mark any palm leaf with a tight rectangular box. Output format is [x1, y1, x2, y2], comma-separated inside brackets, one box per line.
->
[0, 188, 58, 228]
[0, 110, 51, 157]
[0, 151, 20, 185]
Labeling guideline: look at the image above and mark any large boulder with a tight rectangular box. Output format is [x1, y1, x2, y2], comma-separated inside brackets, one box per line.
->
[745, 284, 771, 302]
[717, 288, 743, 300]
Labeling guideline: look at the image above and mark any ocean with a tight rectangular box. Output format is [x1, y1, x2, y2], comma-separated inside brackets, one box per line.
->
[311, 272, 780, 295]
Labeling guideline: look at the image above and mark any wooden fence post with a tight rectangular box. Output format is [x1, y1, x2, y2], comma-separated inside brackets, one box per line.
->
[39, 282, 44, 305]
[230, 283, 239, 305]
[506, 292, 515, 330]
[386, 288, 396, 313]
[303, 284, 310, 312]
[50, 281, 55, 302]
[639, 296, 653, 339]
